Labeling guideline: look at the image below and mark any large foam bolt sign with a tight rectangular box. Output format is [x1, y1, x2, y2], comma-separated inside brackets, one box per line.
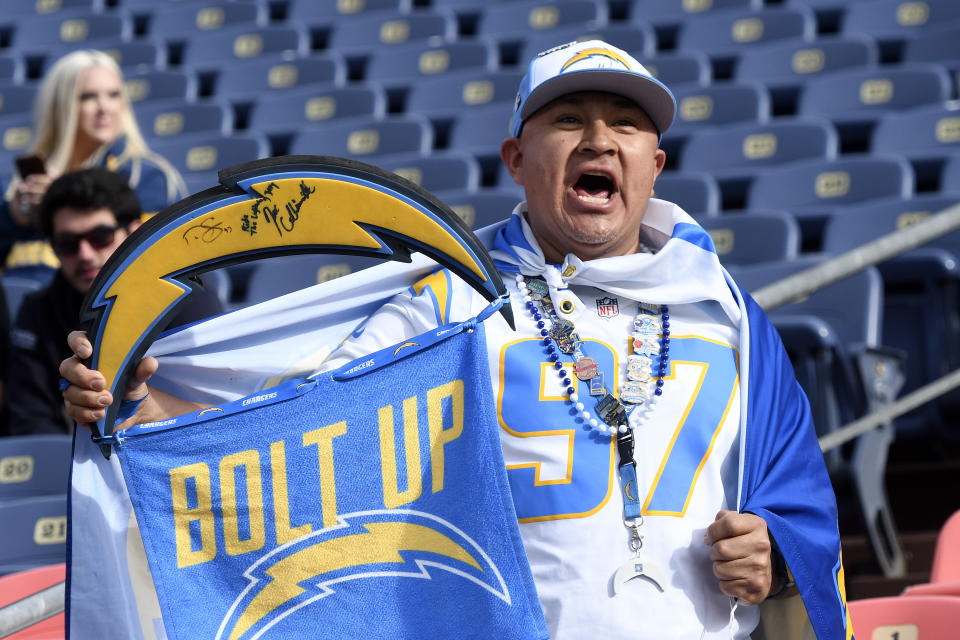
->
[80, 155, 512, 454]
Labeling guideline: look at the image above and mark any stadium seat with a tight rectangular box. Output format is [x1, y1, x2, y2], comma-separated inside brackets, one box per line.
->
[213, 54, 346, 104]
[871, 103, 960, 161]
[288, 115, 434, 161]
[0, 435, 72, 501]
[679, 118, 839, 179]
[652, 171, 721, 216]
[937, 153, 960, 192]
[2, 275, 48, 326]
[404, 70, 523, 120]
[136, 100, 233, 141]
[447, 106, 513, 162]
[734, 35, 878, 90]
[902, 509, 960, 596]
[821, 194, 960, 435]
[0, 84, 36, 117]
[746, 155, 915, 250]
[364, 41, 498, 88]
[123, 70, 196, 104]
[628, 0, 762, 29]
[7, 12, 130, 54]
[244, 253, 383, 306]
[146, 1, 266, 41]
[516, 23, 658, 63]
[842, 0, 960, 41]
[284, 0, 413, 23]
[797, 64, 952, 124]
[0, 114, 34, 167]
[0, 495, 67, 576]
[849, 595, 960, 639]
[475, 0, 608, 42]
[638, 51, 711, 87]
[902, 23, 960, 67]
[699, 211, 800, 264]
[150, 132, 270, 181]
[434, 189, 520, 230]
[2, 0, 101, 17]
[248, 85, 387, 149]
[327, 10, 457, 56]
[377, 152, 482, 194]
[0, 55, 23, 83]
[0, 563, 65, 639]
[179, 26, 309, 73]
[675, 6, 816, 59]
[667, 82, 771, 138]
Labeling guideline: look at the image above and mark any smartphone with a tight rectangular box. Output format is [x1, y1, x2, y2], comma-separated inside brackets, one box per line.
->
[15, 154, 46, 178]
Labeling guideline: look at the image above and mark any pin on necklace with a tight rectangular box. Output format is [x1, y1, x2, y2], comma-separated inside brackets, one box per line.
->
[516, 274, 670, 593]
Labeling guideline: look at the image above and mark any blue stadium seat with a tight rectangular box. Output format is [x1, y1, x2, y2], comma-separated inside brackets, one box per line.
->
[1, 274, 48, 325]
[821, 194, 960, 436]
[447, 106, 513, 161]
[0, 495, 67, 575]
[136, 100, 233, 141]
[249, 86, 387, 147]
[842, 0, 960, 41]
[8, 13, 130, 55]
[146, 1, 266, 41]
[377, 152, 482, 194]
[667, 82, 771, 138]
[797, 64, 952, 124]
[653, 171, 721, 216]
[871, 103, 960, 162]
[734, 35, 878, 90]
[179, 26, 309, 73]
[902, 23, 960, 67]
[404, 70, 523, 120]
[327, 10, 457, 56]
[675, 6, 816, 59]
[747, 155, 916, 250]
[288, 115, 434, 161]
[124, 70, 196, 104]
[284, 0, 413, 23]
[1, 0, 103, 18]
[638, 51, 711, 87]
[0, 435, 72, 501]
[475, 0, 608, 42]
[435, 189, 520, 230]
[244, 253, 383, 306]
[0, 114, 35, 166]
[699, 211, 800, 264]
[365, 41, 498, 88]
[938, 153, 960, 193]
[213, 54, 346, 104]
[0, 84, 36, 117]
[628, 0, 762, 28]
[150, 132, 270, 181]
[679, 118, 839, 179]
[0, 56, 23, 83]
[516, 23, 658, 63]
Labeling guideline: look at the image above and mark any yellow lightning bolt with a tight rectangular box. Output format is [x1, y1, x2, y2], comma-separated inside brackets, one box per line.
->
[561, 48, 632, 72]
[227, 521, 482, 640]
[97, 177, 487, 409]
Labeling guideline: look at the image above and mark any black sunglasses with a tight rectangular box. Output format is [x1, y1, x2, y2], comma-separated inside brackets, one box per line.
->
[51, 224, 123, 256]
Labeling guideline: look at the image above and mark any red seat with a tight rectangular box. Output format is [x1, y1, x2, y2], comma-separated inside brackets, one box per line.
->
[931, 510, 960, 583]
[0, 563, 65, 639]
[849, 595, 960, 640]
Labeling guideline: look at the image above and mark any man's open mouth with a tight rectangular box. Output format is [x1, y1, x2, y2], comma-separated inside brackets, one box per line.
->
[574, 172, 616, 204]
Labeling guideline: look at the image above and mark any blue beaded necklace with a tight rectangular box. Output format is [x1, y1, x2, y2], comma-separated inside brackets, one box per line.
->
[515, 274, 671, 435]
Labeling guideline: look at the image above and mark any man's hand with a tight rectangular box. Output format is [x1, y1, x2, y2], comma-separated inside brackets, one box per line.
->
[704, 510, 779, 604]
[59, 330, 158, 427]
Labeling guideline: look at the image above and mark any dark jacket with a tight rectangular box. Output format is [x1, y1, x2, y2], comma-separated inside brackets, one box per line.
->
[5, 270, 222, 436]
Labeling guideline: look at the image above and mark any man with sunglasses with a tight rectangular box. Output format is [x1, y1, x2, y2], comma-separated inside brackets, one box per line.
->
[4, 168, 220, 436]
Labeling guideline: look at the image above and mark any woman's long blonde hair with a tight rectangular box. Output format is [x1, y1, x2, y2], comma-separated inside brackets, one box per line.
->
[6, 49, 184, 203]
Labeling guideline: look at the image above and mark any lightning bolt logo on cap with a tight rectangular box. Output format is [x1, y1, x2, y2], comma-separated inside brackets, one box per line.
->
[80, 155, 512, 453]
[560, 47, 632, 72]
[217, 509, 511, 640]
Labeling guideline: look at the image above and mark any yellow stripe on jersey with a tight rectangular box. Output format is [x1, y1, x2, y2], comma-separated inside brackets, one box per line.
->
[411, 270, 451, 325]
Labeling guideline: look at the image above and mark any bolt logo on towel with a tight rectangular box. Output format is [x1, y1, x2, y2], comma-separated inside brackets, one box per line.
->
[80, 156, 511, 446]
[219, 510, 509, 640]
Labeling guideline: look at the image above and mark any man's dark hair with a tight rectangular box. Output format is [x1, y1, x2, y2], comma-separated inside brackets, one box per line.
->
[38, 168, 141, 238]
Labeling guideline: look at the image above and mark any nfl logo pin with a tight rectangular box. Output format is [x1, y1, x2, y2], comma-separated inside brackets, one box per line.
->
[596, 296, 619, 318]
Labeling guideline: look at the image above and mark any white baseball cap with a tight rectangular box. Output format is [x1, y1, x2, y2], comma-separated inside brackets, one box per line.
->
[510, 39, 676, 138]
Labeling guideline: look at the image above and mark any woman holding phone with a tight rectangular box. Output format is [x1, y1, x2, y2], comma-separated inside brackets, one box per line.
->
[2, 49, 186, 269]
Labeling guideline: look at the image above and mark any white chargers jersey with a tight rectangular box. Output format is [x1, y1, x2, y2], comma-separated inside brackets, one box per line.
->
[328, 267, 759, 639]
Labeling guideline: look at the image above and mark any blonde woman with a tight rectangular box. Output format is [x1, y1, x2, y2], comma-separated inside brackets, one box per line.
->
[3, 49, 186, 270]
